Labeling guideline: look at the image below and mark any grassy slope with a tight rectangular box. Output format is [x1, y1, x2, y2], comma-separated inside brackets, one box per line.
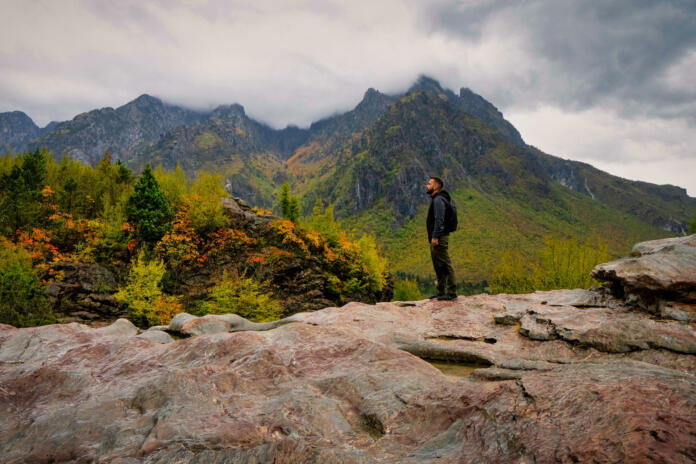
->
[341, 181, 671, 282]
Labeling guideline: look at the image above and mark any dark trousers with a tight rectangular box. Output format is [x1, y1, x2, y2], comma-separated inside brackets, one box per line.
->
[430, 234, 457, 295]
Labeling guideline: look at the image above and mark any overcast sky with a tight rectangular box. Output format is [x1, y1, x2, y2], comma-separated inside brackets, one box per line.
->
[2, 0, 695, 195]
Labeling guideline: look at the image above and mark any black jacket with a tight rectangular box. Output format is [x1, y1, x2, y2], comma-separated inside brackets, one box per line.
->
[427, 190, 451, 241]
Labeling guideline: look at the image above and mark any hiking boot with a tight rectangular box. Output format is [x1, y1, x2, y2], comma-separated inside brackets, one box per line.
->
[437, 294, 458, 301]
[428, 294, 444, 299]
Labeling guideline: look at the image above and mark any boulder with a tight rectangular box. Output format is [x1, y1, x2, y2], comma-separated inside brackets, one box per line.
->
[137, 330, 174, 344]
[592, 234, 696, 314]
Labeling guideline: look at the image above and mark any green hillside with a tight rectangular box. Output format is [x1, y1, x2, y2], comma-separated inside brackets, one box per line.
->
[341, 182, 670, 283]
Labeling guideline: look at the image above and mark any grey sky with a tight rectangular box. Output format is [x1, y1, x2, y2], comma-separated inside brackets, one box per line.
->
[1, 0, 695, 195]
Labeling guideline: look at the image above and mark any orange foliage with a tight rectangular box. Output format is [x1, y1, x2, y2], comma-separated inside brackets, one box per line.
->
[152, 297, 180, 325]
[270, 220, 310, 257]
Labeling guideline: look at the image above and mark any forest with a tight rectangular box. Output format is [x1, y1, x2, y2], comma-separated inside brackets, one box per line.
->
[0, 149, 387, 328]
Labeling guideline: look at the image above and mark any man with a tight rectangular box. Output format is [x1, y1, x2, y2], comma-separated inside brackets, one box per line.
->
[426, 176, 457, 301]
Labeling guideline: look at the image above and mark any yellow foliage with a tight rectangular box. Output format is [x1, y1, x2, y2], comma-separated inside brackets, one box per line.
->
[184, 172, 230, 235]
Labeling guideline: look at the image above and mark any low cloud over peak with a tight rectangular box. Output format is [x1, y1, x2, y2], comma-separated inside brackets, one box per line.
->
[1, 0, 694, 195]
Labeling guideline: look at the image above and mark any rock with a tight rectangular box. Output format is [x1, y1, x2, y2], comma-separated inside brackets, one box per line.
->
[94, 318, 138, 338]
[592, 234, 696, 314]
[659, 301, 696, 322]
[1, 295, 695, 463]
[137, 330, 174, 344]
[2, 242, 696, 462]
[44, 262, 125, 324]
[180, 315, 230, 336]
[167, 313, 198, 332]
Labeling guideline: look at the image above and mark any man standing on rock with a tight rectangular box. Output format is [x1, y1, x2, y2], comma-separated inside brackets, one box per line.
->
[426, 176, 458, 301]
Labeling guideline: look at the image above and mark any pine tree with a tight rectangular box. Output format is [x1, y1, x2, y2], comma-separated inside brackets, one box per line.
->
[126, 164, 173, 245]
[279, 182, 290, 219]
[0, 149, 48, 235]
[288, 196, 301, 223]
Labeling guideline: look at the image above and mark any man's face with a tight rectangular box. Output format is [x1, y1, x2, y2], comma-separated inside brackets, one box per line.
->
[426, 178, 438, 194]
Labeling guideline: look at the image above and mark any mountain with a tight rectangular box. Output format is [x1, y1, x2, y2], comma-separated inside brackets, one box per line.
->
[29, 94, 205, 166]
[2, 77, 695, 283]
[0, 111, 43, 154]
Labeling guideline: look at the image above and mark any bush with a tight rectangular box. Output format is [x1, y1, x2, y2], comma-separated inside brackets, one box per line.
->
[393, 278, 423, 301]
[489, 235, 611, 294]
[0, 243, 55, 327]
[184, 172, 230, 235]
[154, 163, 187, 207]
[198, 270, 283, 322]
[115, 250, 178, 327]
[358, 233, 387, 292]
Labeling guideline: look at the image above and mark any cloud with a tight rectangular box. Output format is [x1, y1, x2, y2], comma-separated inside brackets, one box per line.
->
[418, 0, 696, 121]
[0, 0, 694, 196]
[508, 106, 696, 195]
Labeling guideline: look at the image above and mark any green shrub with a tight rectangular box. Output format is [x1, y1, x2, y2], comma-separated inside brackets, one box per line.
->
[115, 250, 178, 327]
[185, 172, 230, 235]
[199, 270, 283, 322]
[154, 163, 188, 207]
[0, 244, 55, 327]
[358, 233, 387, 292]
[490, 235, 611, 294]
[393, 278, 423, 301]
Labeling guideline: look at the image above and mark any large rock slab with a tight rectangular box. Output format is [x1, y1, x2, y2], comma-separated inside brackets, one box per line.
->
[592, 234, 696, 315]
[1, 285, 695, 463]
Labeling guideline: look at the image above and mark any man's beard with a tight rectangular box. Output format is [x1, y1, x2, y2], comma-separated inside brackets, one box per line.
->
[426, 186, 434, 194]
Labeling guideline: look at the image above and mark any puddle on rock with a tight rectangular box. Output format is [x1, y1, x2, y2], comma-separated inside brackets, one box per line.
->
[427, 360, 485, 378]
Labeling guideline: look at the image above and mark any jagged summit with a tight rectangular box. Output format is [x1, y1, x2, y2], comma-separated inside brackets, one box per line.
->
[407, 74, 449, 95]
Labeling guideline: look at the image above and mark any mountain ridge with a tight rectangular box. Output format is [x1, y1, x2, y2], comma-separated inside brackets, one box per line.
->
[2, 77, 694, 284]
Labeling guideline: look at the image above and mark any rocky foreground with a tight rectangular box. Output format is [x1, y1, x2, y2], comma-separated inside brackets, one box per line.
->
[1, 236, 695, 463]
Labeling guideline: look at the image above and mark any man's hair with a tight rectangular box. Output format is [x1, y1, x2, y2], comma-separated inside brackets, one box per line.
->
[430, 176, 444, 188]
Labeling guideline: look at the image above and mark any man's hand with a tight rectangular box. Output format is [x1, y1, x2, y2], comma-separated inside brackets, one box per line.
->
[431, 238, 439, 247]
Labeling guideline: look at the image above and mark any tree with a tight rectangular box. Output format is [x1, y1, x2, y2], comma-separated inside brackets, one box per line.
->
[0, 149, 48, 235]
[184, 172, 230, 235]
[154, 162, 187, 207]
[288, 196, 301, 223]
[690, 214, 696, 234]
[279, 182, 290, 219]
[309, 202, 340, 245]
[0, 243, 54, 327]
[114, 249, 177, 327]
[126, 164, 173, 245]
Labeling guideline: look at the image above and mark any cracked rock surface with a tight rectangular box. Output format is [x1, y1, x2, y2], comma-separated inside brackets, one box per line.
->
[1, 237, 696, 463]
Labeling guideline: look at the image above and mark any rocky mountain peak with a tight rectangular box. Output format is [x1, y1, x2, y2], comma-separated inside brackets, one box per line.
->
[407, 74, 446, 95]
[0, 110, 40, 153]
[128, 93, 164, 109]
[210, 103, 246, 119]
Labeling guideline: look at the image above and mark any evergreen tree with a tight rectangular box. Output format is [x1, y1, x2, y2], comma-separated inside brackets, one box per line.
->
[116, 160, 132, 183]
[279, 182, 290, 219]
[288, 196, 301, 223]
[126, 164, 173, 245]
[0, 149, 48, 235]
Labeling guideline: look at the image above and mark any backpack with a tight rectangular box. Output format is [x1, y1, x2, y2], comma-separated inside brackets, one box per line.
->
[445, 196, 458, 233]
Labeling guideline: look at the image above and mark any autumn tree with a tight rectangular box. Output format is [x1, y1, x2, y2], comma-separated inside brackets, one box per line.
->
[184, 172, 230, 235]
[126, 164, 173, 245]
